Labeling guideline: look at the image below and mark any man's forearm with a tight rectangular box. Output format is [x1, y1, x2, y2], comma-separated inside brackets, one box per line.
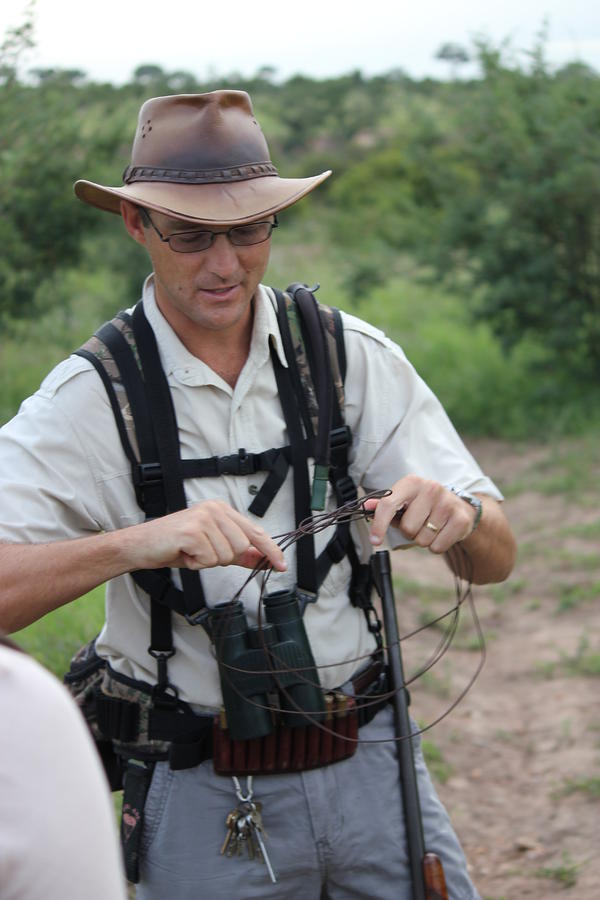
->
[0, 532, 136, 633]
[450, 495, 516, 585]
[367, 477, 517, 586]
[0, 500, 288, 633]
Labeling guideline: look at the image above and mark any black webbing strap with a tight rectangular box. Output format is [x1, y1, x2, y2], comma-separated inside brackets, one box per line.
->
[331, 305, 347, 384]
[181, 445, 297, 520]
[272, 289, 360, 603]
[270, 339, 317, 598]
[168, 724, 214, 771]
[76, 317, 179, 678]
[131, 302, 208, 624]
[95, 691, 140, 743]
[248, 450, 290, 517]
[97, 319, 169, 519]
[179, 447, 278, 479]
[273, 289, 315, 441]
[287, 283, 334, 483]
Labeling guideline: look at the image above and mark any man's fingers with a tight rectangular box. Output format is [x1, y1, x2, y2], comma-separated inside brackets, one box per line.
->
[182, 503, 286, 572]
[241, 527, 287, 571]
[235, 547, 270, 570]
[366, 478, 476, 553]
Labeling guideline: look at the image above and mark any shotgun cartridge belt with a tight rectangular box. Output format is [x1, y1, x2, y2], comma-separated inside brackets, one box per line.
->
[66, 641, 388, 779]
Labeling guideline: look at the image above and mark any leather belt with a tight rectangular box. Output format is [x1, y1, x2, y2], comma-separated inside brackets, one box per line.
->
[349, 655, 385, 696]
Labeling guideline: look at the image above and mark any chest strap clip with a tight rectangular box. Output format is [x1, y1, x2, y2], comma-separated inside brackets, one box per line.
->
[296, 588, 318, 616]
[184, 607, 213, 636]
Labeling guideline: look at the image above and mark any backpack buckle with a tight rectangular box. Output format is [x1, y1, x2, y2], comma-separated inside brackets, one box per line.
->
[133, 462, 164, 513]
[135, 462, 162, 485]
[296, 588, 318, 616]
[237, 448, 253, 476]
[334, 475, 357, 504]
[216, 448, 255, 477]
[330, 426, 352, 450]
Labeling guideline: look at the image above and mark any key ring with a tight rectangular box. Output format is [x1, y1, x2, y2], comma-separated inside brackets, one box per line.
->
[232, 774, 254, 803]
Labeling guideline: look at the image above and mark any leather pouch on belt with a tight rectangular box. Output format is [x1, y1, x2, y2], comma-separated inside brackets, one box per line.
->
[212, 693, 358, 776]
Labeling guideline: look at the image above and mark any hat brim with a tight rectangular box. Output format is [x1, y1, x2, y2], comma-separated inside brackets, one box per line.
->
[73, 172, 331, 226]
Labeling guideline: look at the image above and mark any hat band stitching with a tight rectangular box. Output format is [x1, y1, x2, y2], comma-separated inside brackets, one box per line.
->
[122, 162, 279, 185]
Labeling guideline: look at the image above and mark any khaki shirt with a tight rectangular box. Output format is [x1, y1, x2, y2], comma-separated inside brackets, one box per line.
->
[0, 279, 502, 707]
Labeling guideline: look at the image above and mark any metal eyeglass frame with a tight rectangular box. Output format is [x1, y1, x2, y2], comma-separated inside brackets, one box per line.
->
[139, 208, 278, 253]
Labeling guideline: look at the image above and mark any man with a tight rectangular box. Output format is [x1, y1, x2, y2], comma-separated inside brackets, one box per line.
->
[0, 91, 516, 898]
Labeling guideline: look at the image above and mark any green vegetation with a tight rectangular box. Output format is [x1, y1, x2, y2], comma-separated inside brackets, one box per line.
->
[14, 586, 105, 677]
[556, 776, 600, 799]
[421, 737, 454, 783]
[2, 14, 600, 438]
[560, 519, 600, 539]
[489, 579, 528, 605]
[556, 582, 600, 613]
[534, 852, 581, 888]
[501, 437, 600, 500]
[535, 635, 600, 679]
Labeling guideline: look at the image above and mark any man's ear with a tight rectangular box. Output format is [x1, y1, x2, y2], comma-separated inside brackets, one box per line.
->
[121, 200, 148, 247]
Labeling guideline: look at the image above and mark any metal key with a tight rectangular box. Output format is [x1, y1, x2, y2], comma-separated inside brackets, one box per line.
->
[245, 802, 277, 884]
[221, 810, 240, 857]
[236, 814, 252, 857]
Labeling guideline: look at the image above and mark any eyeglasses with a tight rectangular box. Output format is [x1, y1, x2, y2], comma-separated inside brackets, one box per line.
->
[139, 209, 278, 253]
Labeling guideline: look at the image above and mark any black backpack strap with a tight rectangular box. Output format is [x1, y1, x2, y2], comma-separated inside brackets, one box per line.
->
[271, 291, 317, 599]
[274, 287, 379, 640]
[272, 287, 355, 606]
[76, 306, 207, 695]
[130, 302, 209, 628]
[286, 283, 333, 510]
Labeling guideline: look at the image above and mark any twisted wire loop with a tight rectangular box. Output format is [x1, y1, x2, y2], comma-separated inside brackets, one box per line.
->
[211, 490, 485, 745]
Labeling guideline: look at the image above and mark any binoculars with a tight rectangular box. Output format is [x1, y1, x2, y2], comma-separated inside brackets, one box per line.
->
[210, 587, 325, 741]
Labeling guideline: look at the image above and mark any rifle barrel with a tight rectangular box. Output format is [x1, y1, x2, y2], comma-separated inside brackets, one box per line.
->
[373, 550, 427, 900]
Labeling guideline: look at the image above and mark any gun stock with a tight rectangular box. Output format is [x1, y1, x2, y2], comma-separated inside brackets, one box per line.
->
[423, 852, 449, 900]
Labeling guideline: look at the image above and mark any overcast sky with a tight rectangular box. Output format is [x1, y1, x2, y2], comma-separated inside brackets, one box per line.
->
[2, 0, 599, 83]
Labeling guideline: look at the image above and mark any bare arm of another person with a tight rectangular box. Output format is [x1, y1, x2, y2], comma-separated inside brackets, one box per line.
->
[0, 501, 287, 633]
[366, 475, 516, 584]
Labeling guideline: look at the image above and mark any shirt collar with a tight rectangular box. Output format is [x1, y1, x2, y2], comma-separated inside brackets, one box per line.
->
[139, 276, 288, 385]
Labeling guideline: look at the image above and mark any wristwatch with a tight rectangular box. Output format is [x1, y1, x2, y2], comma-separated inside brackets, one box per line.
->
[449, 487, 483, 533]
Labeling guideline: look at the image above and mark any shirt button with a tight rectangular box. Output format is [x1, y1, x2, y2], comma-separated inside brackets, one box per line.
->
[248, 484, 259, 495]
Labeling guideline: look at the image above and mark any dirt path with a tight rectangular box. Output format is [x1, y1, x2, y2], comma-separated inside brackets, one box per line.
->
[393, 439, 600, 899]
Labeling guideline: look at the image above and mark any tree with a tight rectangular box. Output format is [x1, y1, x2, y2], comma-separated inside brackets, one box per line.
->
[0, 12, 100, 320]
[435, 42, 470, 79]
[0, 1, 34, 85]
[433, 39, 600, 379]
[133, 64, 166, 86]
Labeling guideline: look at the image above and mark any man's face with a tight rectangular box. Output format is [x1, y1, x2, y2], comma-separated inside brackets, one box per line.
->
[122, 203, 272, 336]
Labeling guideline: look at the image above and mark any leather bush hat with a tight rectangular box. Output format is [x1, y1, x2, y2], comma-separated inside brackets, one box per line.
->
[74, 90, 331, 225]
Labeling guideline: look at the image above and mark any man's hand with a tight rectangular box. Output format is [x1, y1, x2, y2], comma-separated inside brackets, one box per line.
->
[127, 500, 287, 572]
[0, 500, 286, 633]
[364, 475, 516, 584]
[365, 476, 477, 553]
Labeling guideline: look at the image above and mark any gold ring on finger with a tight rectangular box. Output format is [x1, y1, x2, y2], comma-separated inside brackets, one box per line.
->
[425, 521, 439, 533]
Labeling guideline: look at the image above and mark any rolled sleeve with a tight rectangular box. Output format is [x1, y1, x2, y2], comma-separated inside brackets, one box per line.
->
[0, 357, 135, 545]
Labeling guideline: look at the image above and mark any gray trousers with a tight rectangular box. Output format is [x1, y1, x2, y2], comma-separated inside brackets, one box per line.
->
[137, 706, 480, 899]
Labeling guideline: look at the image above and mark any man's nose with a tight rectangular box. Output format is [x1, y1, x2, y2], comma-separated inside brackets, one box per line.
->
[203, 233, 240, 274]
